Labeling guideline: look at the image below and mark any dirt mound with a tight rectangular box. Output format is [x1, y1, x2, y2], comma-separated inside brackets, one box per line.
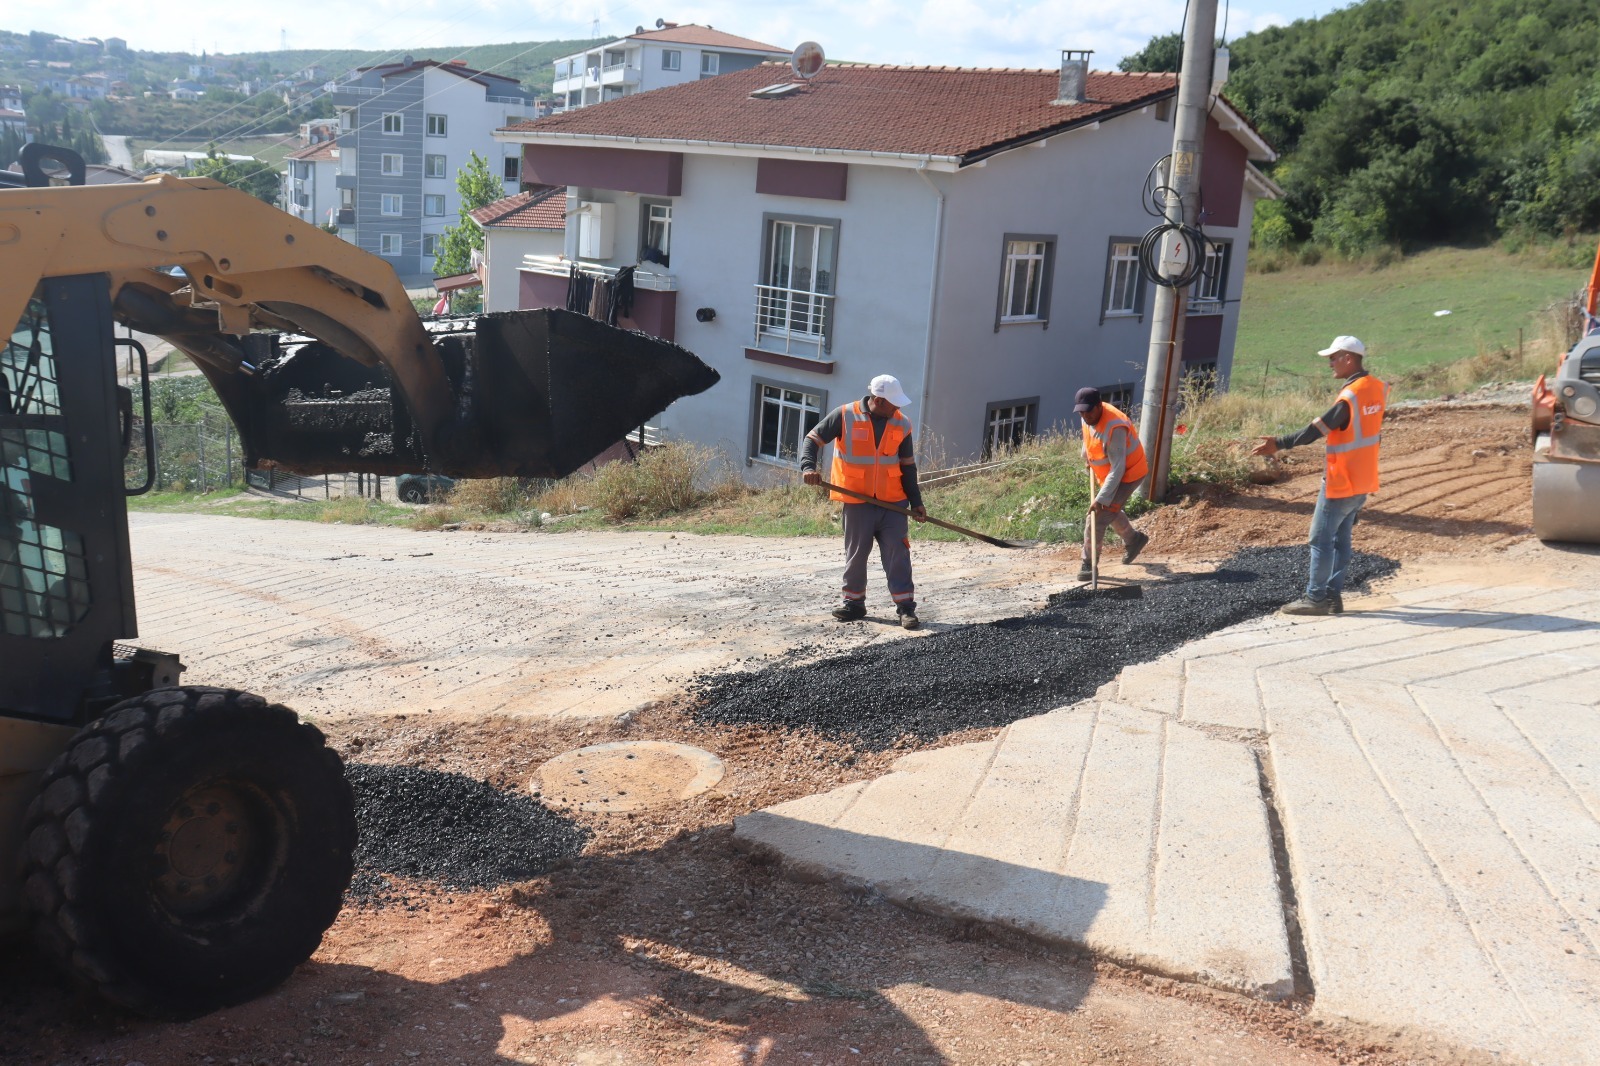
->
[1147, 404, 1532, 559]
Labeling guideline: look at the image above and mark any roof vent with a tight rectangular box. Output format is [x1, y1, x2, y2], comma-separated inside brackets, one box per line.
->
[1054, 49, 1093, 106]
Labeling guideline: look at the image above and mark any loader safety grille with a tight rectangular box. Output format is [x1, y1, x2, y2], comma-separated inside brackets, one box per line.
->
[2, 298, 91, 639]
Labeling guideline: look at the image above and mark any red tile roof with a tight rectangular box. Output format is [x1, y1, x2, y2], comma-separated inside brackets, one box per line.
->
[470, 185, 566, 230]
[504, 65, 1190, 164]
[286, 140, 338, 161]
[625, 25, 787, 53]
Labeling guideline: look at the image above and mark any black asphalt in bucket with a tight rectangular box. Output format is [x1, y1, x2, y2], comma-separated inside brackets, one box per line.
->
[689, 547, 1399, 750]
[345, 764, 591, 903]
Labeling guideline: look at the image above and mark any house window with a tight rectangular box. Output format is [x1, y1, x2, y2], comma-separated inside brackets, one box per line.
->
[753, 383, 824, 465]
[424, 193, 446, 216]
[337, 108, 353, 131]
[425, 153, 446, 178]
[662, 50, 681, 71]
[983, 399, 1039, 459]
[380, 233, 401, 256]
[759, 216, 837, 350]
[381, 153, 403, 176]
[339, 187, 354, 209]
[1187, 241, 1229, 313]
[425, 113, 446, 136]
[1097, 384, 1137, 412]
[1102, 240, 1144, 319]
[503, 155, 520, 182]
[382, 112, 403, 135]
[700, 52, 719, 76]
[640, 200, 671, 267]
[380, 193, 402, 216]
[422, 233, 440, 257]
[996, 236, 1054, 328]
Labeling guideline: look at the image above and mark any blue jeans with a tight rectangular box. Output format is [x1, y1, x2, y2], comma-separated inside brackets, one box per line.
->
[1306, 486, 1367, 602]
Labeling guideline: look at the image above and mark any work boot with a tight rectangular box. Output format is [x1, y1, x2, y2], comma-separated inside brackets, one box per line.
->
[1122, 529, 1150, 565]
[831, 602, 866, 622]
[1330, 592, 1345, 615]
[1280, 597, 1333, 617]
[1077, 562, 1094, 582]
[897, 606, 921, 631]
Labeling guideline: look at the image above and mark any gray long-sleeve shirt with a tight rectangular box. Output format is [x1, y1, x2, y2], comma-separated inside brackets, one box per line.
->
[1273, 371, 1367, 450]
[1091, 423, 1131, 505]
[800, 397, 924, 509]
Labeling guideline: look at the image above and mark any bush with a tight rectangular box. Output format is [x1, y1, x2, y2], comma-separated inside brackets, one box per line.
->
[587, 443, 741, 521]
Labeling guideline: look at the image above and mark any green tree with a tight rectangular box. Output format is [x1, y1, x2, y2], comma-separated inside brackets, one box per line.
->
[190, 145, 281, 204]
[432, 151, 504, 277]
[1119, 32, 1183, 73]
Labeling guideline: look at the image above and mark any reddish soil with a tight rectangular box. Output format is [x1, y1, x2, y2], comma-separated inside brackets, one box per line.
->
[1146, 403, 1533, 561]
[4, 405, 1529, 1066]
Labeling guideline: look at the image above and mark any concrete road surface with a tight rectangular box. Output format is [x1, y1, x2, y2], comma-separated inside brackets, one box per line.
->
[129, 512, 1064, 722]
[739, 547, 1600, 1065]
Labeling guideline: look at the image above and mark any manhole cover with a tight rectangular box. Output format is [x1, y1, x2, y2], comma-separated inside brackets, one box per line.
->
[533, 741, 725, 812]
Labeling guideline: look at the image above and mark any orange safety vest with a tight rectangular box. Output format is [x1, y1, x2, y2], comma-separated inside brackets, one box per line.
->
[829, 401, 911, 503]
[1324, 374, 1387, 498]
[1083, 402, 1149, 491]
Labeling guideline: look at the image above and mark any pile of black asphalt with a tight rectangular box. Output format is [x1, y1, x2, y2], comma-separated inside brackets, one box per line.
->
[689, 546, 1398, 751]
[344, 763, 590, 903]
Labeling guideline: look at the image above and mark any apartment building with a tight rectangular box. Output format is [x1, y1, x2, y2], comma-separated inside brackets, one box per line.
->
[330, 57, 531, 282]
[495, 60, 1277, 470]
[552, 24, 788, 111]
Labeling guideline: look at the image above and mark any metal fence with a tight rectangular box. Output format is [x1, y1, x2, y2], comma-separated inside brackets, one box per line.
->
[125, 404, 389, 499]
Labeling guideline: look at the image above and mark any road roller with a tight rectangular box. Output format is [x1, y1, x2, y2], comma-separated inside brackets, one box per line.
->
[1531, 240, 1600, 543]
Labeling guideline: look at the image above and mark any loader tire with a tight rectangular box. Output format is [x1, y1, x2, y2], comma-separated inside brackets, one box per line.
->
[21, 687, 356, 1018]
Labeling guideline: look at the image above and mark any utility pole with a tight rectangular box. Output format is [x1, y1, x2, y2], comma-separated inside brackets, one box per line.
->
[1137, 0, 1221, 502]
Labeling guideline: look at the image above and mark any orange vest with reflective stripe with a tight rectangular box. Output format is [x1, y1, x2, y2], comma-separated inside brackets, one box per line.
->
[829, 401, 911, 503]
[1325, 374, 1386, 498]
[1084, 402, 1149, 490]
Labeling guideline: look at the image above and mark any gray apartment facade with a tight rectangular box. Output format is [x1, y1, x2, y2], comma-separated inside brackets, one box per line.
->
[331, 58, 531, 282]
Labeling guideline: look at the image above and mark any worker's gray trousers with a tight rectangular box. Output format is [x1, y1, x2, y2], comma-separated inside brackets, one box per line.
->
[841, 503, 915, 611]
[1081, 475, 1145, 563]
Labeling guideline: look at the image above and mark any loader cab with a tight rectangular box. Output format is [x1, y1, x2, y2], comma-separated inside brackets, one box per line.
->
[2, 275, 144, 726]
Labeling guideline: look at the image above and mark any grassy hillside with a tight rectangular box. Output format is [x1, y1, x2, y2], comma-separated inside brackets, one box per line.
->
[1233, 244, 1589, 394]
[1122, 0, 1600, 249]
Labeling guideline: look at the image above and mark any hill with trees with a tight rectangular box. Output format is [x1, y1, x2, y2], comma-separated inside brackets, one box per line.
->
[1120, 0, 1600, 251]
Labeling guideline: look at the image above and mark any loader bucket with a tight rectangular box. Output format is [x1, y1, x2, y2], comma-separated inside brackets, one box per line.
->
[204, 308, 719, 479]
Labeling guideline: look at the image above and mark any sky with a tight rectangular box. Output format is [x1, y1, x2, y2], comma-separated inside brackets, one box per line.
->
[29, 0, 1352, 71]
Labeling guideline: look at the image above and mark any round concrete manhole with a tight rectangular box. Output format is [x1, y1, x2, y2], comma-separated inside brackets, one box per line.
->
[532, 741, 725, 812]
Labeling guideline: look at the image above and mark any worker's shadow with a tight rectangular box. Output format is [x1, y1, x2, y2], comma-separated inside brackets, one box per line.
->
[3, 816, 1109, 1064]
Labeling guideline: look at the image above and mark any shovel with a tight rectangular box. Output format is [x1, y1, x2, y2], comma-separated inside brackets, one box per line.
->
[815, 479, 1035, 549]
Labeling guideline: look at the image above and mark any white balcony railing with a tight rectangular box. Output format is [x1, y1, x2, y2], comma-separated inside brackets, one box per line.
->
[753, 284, 834, 358]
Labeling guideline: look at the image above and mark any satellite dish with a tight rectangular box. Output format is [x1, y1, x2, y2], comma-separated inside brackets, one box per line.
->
[636, 25, 645, 34]
[791, 41, 825, 79]
[655, 17, 666, 28]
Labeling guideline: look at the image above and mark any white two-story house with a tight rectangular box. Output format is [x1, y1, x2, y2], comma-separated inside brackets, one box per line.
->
[282, 139, 340, 228]
[552, 23, 788, 111]
[495, 59, 1277, 470]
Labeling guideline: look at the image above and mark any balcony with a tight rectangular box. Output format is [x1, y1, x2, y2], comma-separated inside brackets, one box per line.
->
[600, 63, 640, 86]
[753, 284, 833, 359]
[336, 208, 355, 225]
[519, 254, 677, 291]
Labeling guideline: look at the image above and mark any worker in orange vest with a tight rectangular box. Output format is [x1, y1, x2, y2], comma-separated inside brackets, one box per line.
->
[1077, 387, 1151, 581]
[1251, 335, 1387, 616]
[800, 374, 928, 629]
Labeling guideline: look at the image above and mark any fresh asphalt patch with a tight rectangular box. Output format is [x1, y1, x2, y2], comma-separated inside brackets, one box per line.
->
[345, 763, 590, 904]
[688, 546, 1399, 750]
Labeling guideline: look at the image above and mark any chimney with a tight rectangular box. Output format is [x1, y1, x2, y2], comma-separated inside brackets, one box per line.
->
[1054, 49, 1093, 106]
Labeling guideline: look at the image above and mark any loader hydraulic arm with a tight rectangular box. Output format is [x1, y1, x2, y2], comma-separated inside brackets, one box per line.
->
[0, 150, 717, 479]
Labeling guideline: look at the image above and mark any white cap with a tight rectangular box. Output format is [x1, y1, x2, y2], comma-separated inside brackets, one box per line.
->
[868, 374, 912, 407]
[1317, 335, 1366, 358]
